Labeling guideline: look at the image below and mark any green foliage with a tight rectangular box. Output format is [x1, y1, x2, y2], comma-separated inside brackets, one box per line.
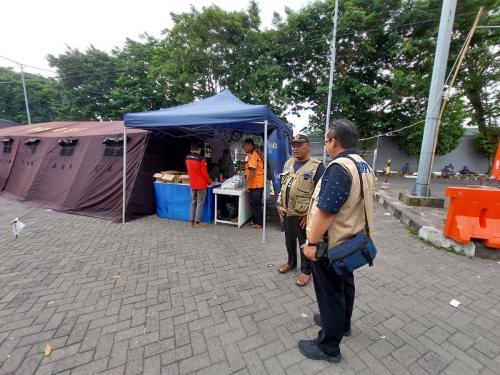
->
[150, 3, 288, 115]
[0, 0, 496, 164]
[108, 35, 173, 117]
[473, 128, 500, 162]
[0, 67, 60, 124]
[397, 97, 466, 156]
[304, 129, 325, 137]
[47, 46, 120, 120]
[391, 0, 499, 157]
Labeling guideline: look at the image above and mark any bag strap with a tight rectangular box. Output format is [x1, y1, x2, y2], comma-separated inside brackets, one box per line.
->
[255, 149, 265, 165]
[342, 155, 371, 236]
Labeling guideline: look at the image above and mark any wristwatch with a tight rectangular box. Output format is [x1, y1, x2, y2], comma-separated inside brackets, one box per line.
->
[305, 239, 328, 259]
[304, 239, 318, 247]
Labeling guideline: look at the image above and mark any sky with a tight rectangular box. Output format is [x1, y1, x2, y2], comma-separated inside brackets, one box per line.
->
[1, 0, 314, 131]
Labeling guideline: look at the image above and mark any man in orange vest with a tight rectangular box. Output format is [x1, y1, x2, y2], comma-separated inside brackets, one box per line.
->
[185, 141, 211, 228]
[243, 139, 265, 229]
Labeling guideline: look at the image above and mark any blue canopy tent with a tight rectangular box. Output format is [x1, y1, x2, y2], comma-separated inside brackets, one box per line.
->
[123, 90, 292, 242]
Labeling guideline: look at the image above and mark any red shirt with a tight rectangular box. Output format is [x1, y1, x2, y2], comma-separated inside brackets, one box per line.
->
[185, 153, 210, 189]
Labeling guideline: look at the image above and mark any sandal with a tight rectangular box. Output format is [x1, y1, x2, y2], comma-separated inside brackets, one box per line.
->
[296, 273, 311, 287]
[278, 264, 293, 274]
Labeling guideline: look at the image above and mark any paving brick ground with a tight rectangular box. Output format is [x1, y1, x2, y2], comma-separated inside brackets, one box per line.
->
[0, 196, 499, 375]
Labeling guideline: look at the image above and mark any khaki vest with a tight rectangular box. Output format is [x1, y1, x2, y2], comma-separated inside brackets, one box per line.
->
[278, 158, 322, 216]
[307, 154, 375, 248]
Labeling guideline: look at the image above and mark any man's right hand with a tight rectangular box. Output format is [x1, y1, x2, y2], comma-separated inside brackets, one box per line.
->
[277, 206, 286, 222]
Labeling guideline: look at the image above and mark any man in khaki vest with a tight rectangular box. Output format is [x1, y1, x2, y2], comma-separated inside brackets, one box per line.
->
[276, 134, 325, 286]
[299, 119, 375, 363]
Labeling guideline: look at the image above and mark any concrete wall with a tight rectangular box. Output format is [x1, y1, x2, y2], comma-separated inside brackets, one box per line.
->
[308, 128, 489, 174]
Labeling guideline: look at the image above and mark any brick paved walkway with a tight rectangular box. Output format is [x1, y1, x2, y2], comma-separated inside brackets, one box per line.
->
[0, 197, 499, 375]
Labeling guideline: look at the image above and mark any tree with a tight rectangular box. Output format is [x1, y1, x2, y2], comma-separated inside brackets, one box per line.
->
[108, 35, 172, 117]
[390, 0, 499, 160]
[273, 0, 435, 141]
[0, 67, 60, 124]
[396, 97, 466, 156]
[47, 46, 119, 120]
[458, 1, 499, 165]
[1, 0, 494, 155]
[152, 5, 253, 103]
[150, 2, 289, 115]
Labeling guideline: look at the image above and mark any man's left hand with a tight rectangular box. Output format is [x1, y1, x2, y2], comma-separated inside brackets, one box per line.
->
[302, 244, 318, 262]
[299, 216, 307, 229]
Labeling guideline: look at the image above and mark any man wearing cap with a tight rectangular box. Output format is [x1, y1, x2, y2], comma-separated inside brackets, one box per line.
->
[276, 134, 325, 286]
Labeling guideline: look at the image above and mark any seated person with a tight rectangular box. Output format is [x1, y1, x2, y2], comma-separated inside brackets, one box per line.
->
[459, 165, 474, 175]
[441, 164, 455, 178]
[400, 162, 413, 175]
[219, 149, 234, 179]
[207, 159, 220, 181]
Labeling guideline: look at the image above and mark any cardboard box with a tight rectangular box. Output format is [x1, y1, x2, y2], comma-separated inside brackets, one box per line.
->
[153, 172, 168, 183]
[162, 170, 183, 175]
[180, 174, 190, 184]
[154, 170, 185, 183]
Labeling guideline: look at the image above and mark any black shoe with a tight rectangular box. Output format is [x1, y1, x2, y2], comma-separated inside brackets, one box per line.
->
[313, 313, 352, 337]
[298, 339, 342, 363]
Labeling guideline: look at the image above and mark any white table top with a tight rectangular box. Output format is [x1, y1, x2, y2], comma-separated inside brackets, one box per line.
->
[213, 186, 247, 196]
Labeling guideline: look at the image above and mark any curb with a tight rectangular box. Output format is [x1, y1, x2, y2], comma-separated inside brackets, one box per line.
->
[374, 190, 476, 257]
[374, 191, 426, 232]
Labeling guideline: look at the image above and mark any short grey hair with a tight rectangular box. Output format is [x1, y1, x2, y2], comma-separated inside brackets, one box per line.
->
[326, 119, 359, 149]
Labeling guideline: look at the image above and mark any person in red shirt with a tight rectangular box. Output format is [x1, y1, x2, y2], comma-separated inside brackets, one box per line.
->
[185, 141, 211, 227]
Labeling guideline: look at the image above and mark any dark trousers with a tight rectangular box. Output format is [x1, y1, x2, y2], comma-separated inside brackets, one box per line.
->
[284, 215, 311, 274]
[312, 258, 355, 356]
[248, 188, 264, 225]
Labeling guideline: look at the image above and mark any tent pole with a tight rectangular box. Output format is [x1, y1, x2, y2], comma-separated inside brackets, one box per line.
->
[262, 120, 268, 244]
[122, 126, 127, 224]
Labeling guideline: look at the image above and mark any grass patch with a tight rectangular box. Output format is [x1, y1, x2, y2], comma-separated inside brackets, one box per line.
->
[405, 225, 466, 256]
[406, 225, 418, 236]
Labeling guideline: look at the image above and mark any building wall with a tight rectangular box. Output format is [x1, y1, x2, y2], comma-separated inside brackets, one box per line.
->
[373, 134, 489, 174]
[309, 129, 489, 174]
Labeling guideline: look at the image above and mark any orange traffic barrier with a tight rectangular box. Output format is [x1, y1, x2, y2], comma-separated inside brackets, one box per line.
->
[444, 186, 500, 249]
[492, 143, 500, 180]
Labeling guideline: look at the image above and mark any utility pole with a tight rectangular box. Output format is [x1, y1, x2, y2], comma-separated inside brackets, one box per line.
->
[20, 64, 31, 125]
[372, 135, 380, 170]
[323, 0, 339, 165]
[413, 0, 457, 196]
[424, 7, 484, 192]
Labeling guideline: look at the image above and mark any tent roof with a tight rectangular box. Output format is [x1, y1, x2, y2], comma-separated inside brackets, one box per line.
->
[0, 121, 146, 138]
[0, 119, 19, 129]
[124, 90, 291, 135]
